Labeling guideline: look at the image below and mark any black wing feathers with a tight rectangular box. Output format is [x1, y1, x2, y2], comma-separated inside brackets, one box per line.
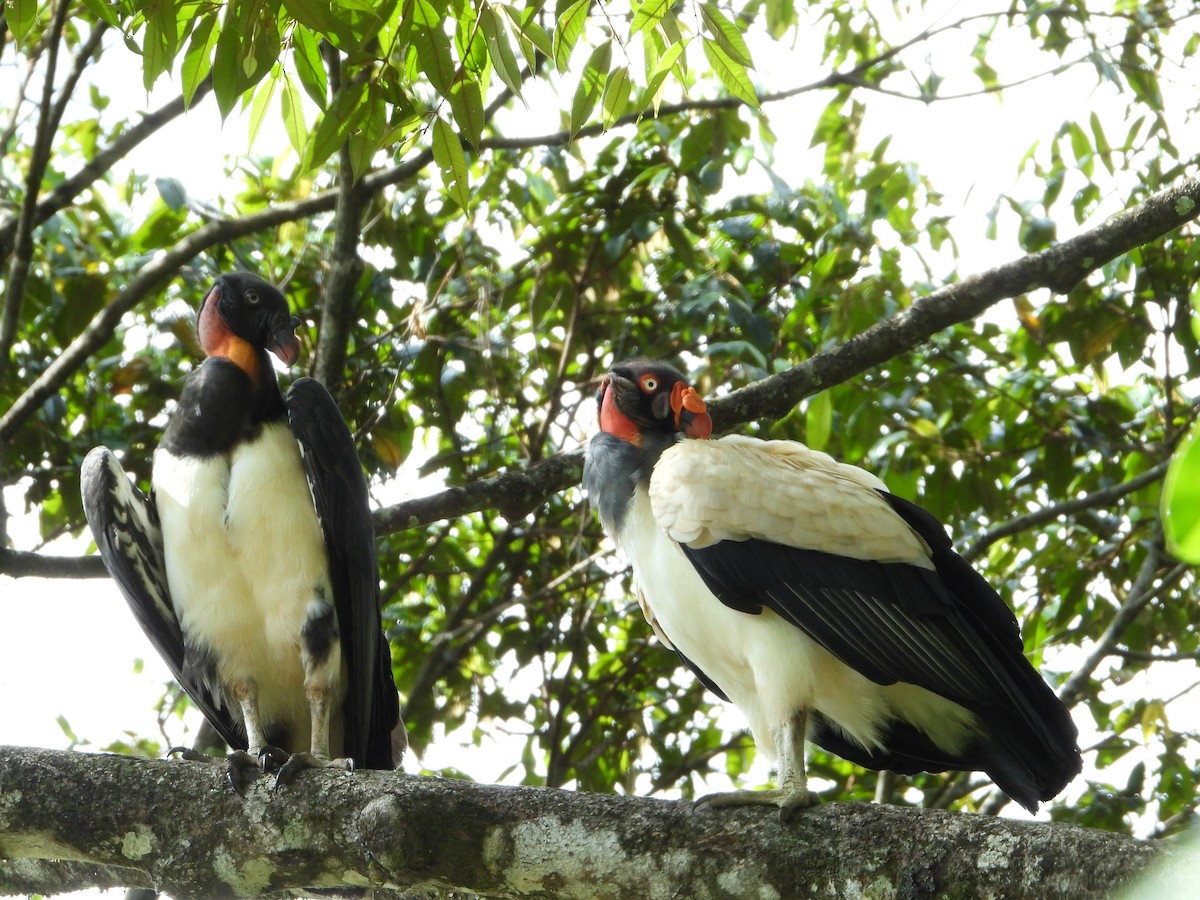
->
[285, 377, 400, 770]
[80, 448, 244, 751]
[679, 488, 1080, 807]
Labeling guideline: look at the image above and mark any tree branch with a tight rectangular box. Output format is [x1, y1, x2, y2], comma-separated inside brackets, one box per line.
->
[0, 548, 104, 578]
[1059, 550, 1190, 708]
[708, 176, 1200, 429]
[0, 746, 1184, 899]
[0, 192, 338, 442]
[962, 459, 1173, 563]
[311, 48, 366, 393]
[0, 0, 72, 387]
[3, 178, 1197, 578]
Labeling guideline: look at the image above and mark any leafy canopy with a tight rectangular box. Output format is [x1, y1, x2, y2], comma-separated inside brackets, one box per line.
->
[1, 0, 1198, 841]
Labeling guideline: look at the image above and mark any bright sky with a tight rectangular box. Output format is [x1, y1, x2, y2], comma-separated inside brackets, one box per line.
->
[1, 4, 1198, 894]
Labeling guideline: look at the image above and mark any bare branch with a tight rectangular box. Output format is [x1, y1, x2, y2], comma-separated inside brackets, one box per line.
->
[0, 548, 104, 578]
[0, 0, 72, 386]
[0, 746, 1182, 899]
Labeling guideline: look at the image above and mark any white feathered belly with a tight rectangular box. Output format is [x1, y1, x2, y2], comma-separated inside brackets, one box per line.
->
[153, 421, 335, 742]
[621, 489, 977, 760]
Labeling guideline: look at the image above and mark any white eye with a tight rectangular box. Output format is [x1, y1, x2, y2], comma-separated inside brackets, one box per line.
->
[640, 375, 658, 392]
[246, 289, 260, 305]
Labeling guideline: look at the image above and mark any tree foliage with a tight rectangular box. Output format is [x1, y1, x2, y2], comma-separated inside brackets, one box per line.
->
[2, 3, 1200, 893]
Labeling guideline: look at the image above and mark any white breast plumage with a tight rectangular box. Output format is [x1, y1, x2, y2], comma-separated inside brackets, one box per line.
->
[153, 420, 334, 736]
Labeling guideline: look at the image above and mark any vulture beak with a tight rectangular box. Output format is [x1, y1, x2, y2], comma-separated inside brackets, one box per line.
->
[670, 381, 713, 439]
[268, 314, 302, 366]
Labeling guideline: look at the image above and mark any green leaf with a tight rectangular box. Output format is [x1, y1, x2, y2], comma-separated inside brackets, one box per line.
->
[1163, 418, 1200, 563]
[630, 0, 671, 37]
[155, 177, 188, 211]
[1090, 111, 1113, 175]
[1067, 121, 1093, 176]
[764, 0, 794, 38]
[432, 117, 470, 210]
[292, 24, 328, 108]
[700, 3, 753, 68]
[805, 391, 832, 453]
[701, 38, 757, 107]
[499, 5, 549, 72]
[413, 0, 456, 97]
[247, 67, 279, 150]
[181, 15, 219, 108]
[553, 0, 590, 72]
[306, 85, 365, 170]
[280, 73, 309, 155]
[130, 200, 188, 251]
[640, 39, 685, 115]
[481, 7, 524, 99]
[570, 41, 611, 135]
[448, 78, 484, 148]
[283, 0, 351, 43]
[142, 0, 180, 90]
[78, 0, 122, 30]
[212, 8, 245, 118]
[6, 0, 38, 47]
[348, 88, 386, 182]
[601, 65, 631, 131]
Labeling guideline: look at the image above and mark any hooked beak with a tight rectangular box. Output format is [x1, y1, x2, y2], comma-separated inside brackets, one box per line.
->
[670, 381, 713, 439]
[267, 314, 302, 366]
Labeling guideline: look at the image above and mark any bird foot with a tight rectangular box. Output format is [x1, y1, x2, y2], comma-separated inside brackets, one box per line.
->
[273, 752, 354, 788]
[697, 787, 821, 822]
[166, 746, 212, 763]
[225, 749, 266, 795]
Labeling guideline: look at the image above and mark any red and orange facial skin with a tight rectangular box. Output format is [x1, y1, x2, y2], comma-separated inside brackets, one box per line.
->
[196, 284, 301, 384]
[670, 381, 713, 439]
[598, 376, 644, 446]
[596, 368, 714, 445]
[198, 287, 261, 380]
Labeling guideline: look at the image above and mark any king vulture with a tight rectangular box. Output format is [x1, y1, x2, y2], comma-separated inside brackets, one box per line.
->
[82, 272, 404, 788]
[583, 359, 1081, 817]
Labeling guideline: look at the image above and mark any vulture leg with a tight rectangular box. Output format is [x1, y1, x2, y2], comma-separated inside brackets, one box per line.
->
[701, 710, 820, 821]
[222, 678, 286, 793]
[274, 602, 353, 787]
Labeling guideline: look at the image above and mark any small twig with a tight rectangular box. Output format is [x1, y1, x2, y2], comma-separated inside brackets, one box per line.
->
[1059, 550, 1188, 708]
[962, 460, 1172, 563]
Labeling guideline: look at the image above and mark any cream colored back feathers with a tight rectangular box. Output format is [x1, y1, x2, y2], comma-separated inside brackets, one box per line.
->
[649, 435, 934, 568]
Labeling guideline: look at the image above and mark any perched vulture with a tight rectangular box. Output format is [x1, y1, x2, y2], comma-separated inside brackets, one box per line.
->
[82, 272, 404, 788]
[583, 359, 1081, 817]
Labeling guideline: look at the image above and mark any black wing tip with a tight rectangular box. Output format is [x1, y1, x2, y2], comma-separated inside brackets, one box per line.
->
[811, 712, 1082, 812]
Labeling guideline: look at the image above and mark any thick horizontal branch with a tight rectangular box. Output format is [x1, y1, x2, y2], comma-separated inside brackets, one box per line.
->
[0, 746, 1184, 899]
[0, 548, 104, 578]
[4, 180, 1197, 576]
[709, 177, 1200, 428]
[374, 451, 585, 533]
[371, 177, 1200, 535]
